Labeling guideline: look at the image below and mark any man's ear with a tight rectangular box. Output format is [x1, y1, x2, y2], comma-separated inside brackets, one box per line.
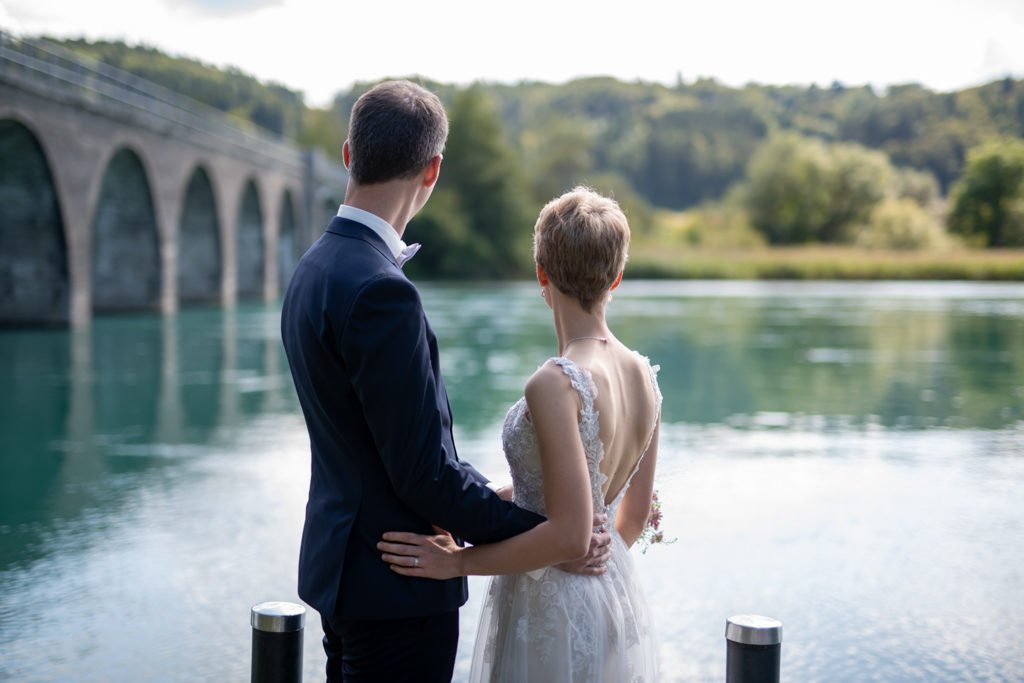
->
[342, 141, 351, 170]
[422, 154, 443, 187]
[537, 265, 549, 287]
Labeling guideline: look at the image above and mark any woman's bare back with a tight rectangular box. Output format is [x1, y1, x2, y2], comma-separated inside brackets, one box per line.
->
[562, 337, 660, 506]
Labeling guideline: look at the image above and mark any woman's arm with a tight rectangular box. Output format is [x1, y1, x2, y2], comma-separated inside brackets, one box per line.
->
[615, 419, 659, 548]
[379, 363, 594, 579]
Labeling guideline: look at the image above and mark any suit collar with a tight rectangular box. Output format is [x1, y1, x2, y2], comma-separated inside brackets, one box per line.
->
[326, 217, 399, 267]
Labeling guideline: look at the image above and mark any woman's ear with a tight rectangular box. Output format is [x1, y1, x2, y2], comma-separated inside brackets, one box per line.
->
[610, 272, 623, 291]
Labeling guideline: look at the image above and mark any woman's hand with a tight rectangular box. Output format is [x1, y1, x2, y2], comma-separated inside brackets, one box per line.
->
[555, 512, 612, 576]
[378, 526, 463, 580]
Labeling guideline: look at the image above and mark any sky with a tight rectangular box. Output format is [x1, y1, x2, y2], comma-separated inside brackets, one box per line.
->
[2, 0, 1023, 107]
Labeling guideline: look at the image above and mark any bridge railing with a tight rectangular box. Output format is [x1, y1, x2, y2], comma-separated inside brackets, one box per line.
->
[0, 30, 304, 172]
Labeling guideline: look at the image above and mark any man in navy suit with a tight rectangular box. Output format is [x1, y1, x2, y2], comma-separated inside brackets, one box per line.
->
[281, 81, 608, 682]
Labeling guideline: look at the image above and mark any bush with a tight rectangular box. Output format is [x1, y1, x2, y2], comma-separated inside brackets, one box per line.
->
[739, 133, 892, 244]
[656, 205, 765, 249]
[855, 199, 951, 250]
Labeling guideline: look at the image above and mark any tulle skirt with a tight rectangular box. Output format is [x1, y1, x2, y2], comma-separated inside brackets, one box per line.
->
[468, 532, 659, 682]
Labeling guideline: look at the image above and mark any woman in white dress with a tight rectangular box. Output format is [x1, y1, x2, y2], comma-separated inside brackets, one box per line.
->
[379, 187, 662, 682]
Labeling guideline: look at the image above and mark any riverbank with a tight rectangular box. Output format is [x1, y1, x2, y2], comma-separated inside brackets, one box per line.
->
[627, 245, 1024, 280]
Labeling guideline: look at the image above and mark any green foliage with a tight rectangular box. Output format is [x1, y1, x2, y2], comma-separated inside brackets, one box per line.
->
[522, 114, 597, 202]
[44, 35, 1024, 263]
[628, 244, 1024, 280]
[856, 199, 950, 250]
[737, 133, 930, 245]
[571, 171, 654, 236]
[295, 106, 345, 159]
[54, 38, 305, 137]
[892, 166, 941, 207]
[402, 188, 475, 278]
[948, 138, 1024, 247]
[653, 205, 765, 249]
[407, 87, 532, 278]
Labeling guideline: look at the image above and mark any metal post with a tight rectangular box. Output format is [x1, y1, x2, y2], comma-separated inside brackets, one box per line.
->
[725, 614, 782, 683]
[251, 601, 305, 683]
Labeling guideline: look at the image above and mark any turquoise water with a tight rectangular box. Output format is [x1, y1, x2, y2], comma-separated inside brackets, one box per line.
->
[1, 281, 1022, 682]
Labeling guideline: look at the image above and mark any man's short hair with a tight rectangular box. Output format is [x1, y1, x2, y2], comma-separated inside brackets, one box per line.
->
[347, 80, 449, 185]
[534, 187, 630, 312]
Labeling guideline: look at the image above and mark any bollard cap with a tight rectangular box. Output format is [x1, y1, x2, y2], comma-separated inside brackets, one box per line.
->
[726, 614, 782, 646]
[251, 601, 306, 633]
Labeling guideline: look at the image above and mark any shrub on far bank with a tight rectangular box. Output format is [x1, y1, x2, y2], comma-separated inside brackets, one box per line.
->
[855, 198, 952, 250]
[651, 204, 766, 249]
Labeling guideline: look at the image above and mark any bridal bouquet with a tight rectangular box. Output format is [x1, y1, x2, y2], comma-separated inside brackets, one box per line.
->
[637, 490, 675, 554]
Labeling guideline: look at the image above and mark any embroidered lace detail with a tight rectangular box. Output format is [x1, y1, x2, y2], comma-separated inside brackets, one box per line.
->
[472, 353, 662, 682]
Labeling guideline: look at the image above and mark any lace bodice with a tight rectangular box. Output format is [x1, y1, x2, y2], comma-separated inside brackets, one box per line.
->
[501, 354, 662, 520]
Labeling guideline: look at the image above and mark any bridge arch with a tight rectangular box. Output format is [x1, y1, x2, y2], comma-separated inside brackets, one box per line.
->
[178, 165, 222, 304]
[278, 189, 298, 294]
[0, 118, 69, 324]
[90, 146, 161, 312]
[236, 178, 265, 299]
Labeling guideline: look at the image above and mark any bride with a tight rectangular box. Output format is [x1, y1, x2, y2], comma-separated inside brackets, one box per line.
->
[378, 186, 662, 682]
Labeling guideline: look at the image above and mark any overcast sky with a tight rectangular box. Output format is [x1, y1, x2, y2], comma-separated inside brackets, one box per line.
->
[3, 0, 1023, 107]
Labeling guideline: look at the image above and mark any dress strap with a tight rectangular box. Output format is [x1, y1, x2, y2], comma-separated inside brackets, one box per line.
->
[549, 357, 596, 414]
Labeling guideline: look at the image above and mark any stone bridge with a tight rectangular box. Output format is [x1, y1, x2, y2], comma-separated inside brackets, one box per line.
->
[0, 31, 348, 326]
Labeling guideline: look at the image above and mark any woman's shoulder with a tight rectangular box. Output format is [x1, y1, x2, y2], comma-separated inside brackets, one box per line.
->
[524, 358, 590, 409]
[526, 358, 577, 394]
[624, 347, 660, 381]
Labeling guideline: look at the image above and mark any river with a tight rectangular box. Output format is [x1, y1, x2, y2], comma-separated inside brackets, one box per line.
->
[1, 280, 1022, 682]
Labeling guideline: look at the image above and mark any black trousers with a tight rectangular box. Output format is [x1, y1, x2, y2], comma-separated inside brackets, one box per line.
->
[321, 610, 459, 683]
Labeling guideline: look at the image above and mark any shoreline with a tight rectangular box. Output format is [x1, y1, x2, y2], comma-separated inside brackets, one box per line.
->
[626, 245, 1024, 281]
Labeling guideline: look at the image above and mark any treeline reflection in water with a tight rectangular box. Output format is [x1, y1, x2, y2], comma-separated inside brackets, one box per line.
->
[0, 281, 1022, 682]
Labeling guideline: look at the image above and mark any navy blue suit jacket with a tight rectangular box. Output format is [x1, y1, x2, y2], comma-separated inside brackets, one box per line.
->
[281, 217, 544, 620]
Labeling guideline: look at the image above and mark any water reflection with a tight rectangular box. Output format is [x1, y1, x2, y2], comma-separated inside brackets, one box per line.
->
[427, 282, 1024, 435]
[0, 329, 70, 569]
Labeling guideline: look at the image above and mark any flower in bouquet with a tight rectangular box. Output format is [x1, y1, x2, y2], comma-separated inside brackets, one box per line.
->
[637, 490, 675, 554]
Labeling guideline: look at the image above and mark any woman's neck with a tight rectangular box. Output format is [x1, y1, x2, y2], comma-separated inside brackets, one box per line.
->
[550, 291, 611, 356]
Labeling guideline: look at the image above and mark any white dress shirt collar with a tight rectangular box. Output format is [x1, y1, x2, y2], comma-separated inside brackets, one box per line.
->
[336, 204, 405, 260]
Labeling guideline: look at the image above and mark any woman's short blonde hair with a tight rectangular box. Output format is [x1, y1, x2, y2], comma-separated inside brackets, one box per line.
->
[533, 186, 630, 312]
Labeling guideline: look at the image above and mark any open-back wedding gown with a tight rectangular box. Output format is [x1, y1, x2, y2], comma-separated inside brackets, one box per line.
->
[468, 354, 662, 682]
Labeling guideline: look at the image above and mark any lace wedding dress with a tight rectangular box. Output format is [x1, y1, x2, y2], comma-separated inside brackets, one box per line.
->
[468, 355, 662, 682]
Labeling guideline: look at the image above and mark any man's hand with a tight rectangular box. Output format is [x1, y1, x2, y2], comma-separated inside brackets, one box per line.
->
[555, 513, 612, 576]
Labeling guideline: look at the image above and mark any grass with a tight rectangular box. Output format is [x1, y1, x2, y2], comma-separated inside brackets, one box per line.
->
[627, 245, 1024, 281]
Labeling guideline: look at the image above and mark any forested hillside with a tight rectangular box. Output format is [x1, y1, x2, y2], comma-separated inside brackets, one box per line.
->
[54, 38, 306, 138]
[51, 37, 1024, 277]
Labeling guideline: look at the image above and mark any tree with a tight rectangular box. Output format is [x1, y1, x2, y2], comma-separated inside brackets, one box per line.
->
[739, 134, 894, 244]
[522, 114, 596, 204]
[407, 86, 532, 278]
[739, 134, 834, 244]
[948, 139, 1024, 247]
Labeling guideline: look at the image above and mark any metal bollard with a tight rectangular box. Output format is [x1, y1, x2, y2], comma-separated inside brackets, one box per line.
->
[251, 601, 306, 683]
[725, 614, 782, 683]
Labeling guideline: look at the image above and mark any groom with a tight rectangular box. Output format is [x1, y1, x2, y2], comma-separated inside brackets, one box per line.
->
[281, 80, 609, 682]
